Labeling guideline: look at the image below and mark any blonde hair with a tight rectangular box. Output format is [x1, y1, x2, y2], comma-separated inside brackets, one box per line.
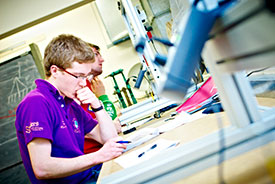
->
[44, 34, 94, 77]
[87, 43, 100, 51]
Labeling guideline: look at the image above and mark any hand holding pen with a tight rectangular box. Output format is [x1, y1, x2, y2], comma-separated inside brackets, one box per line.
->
[98, 138, 128, 162]
[117, 141, 131, 144]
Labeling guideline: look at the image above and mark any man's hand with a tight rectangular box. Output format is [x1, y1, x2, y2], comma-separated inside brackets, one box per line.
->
[76, 87, 101, 108]
[96, 137, 126, 162]
[90, 77, 106, 98]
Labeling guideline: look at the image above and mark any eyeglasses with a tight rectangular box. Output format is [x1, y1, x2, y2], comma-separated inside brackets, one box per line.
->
[94, 51, 103, 58]
[59, 67, 93, 81]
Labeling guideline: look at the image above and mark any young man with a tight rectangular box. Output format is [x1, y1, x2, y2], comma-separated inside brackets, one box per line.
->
[83, 44, 121, 154]
[15, 34, 126, 184]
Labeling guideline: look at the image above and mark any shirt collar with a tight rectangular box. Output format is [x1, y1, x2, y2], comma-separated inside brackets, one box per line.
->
[35, 79, 75, 103]
[35, 79, 59, 95]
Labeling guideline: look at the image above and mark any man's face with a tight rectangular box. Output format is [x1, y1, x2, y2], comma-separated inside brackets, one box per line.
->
[90, 47, 104, 76]
[56, 62, 93, 99]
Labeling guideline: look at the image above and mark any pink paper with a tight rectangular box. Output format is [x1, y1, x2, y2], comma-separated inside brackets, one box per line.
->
[176, 77, 217, 113]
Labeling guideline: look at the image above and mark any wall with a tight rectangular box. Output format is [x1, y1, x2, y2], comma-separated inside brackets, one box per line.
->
[0, 0, 88, 37]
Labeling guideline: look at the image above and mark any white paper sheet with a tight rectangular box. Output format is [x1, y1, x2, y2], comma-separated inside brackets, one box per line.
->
[115, 139, 179, 168]
[124, 128, 159, 152]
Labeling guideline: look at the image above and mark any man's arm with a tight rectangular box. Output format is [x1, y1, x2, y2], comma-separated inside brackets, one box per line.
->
[90, 77, 106, 98]
[76, 86, 117, 143]
[28, 137, 125, 179]
[86, 117, 121, 143]
[85, 108, 118, 144]
[90, 77, 121, 133]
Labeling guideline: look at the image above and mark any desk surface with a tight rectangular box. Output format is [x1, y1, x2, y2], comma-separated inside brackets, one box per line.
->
[98, 97, 275, 184]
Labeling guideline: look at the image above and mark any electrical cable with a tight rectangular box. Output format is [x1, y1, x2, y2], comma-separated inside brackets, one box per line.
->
[246, 67, 270, 77]
[150, 40, 159, 54]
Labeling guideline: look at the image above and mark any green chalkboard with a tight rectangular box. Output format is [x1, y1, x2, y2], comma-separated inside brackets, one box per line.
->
[0, 48, 42, 183]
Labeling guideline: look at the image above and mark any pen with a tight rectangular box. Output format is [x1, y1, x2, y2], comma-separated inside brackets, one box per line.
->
[116, 141, 131, 144]
[138, 144, 157, 158]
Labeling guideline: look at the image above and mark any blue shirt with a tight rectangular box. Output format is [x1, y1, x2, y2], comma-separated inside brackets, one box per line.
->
[15, 79, 98, 184]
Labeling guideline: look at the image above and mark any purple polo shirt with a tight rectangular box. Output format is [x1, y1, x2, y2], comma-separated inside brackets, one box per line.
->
[15, 79, 98, 184]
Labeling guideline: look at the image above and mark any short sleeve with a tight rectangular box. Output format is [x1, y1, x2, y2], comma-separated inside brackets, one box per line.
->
[16, 95, 53, 144]
[83, 110, 98, 135]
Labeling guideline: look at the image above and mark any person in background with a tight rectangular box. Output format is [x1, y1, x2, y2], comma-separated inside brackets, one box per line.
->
[83, 43, 122, 154]
[15, 34, 126, 184]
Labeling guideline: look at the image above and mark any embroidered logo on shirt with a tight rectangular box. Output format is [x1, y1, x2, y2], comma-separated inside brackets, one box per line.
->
[74, 120, 78, 129]
[25, 122, 44, 134]
[60, 121, 67, 129]
[72, 118, 80, 133]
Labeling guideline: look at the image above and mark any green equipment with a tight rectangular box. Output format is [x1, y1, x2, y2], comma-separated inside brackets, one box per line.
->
[106, 69, 137, 108]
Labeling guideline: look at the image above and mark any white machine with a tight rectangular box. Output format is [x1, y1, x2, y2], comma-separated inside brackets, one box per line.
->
[117, 0, 176, 131]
